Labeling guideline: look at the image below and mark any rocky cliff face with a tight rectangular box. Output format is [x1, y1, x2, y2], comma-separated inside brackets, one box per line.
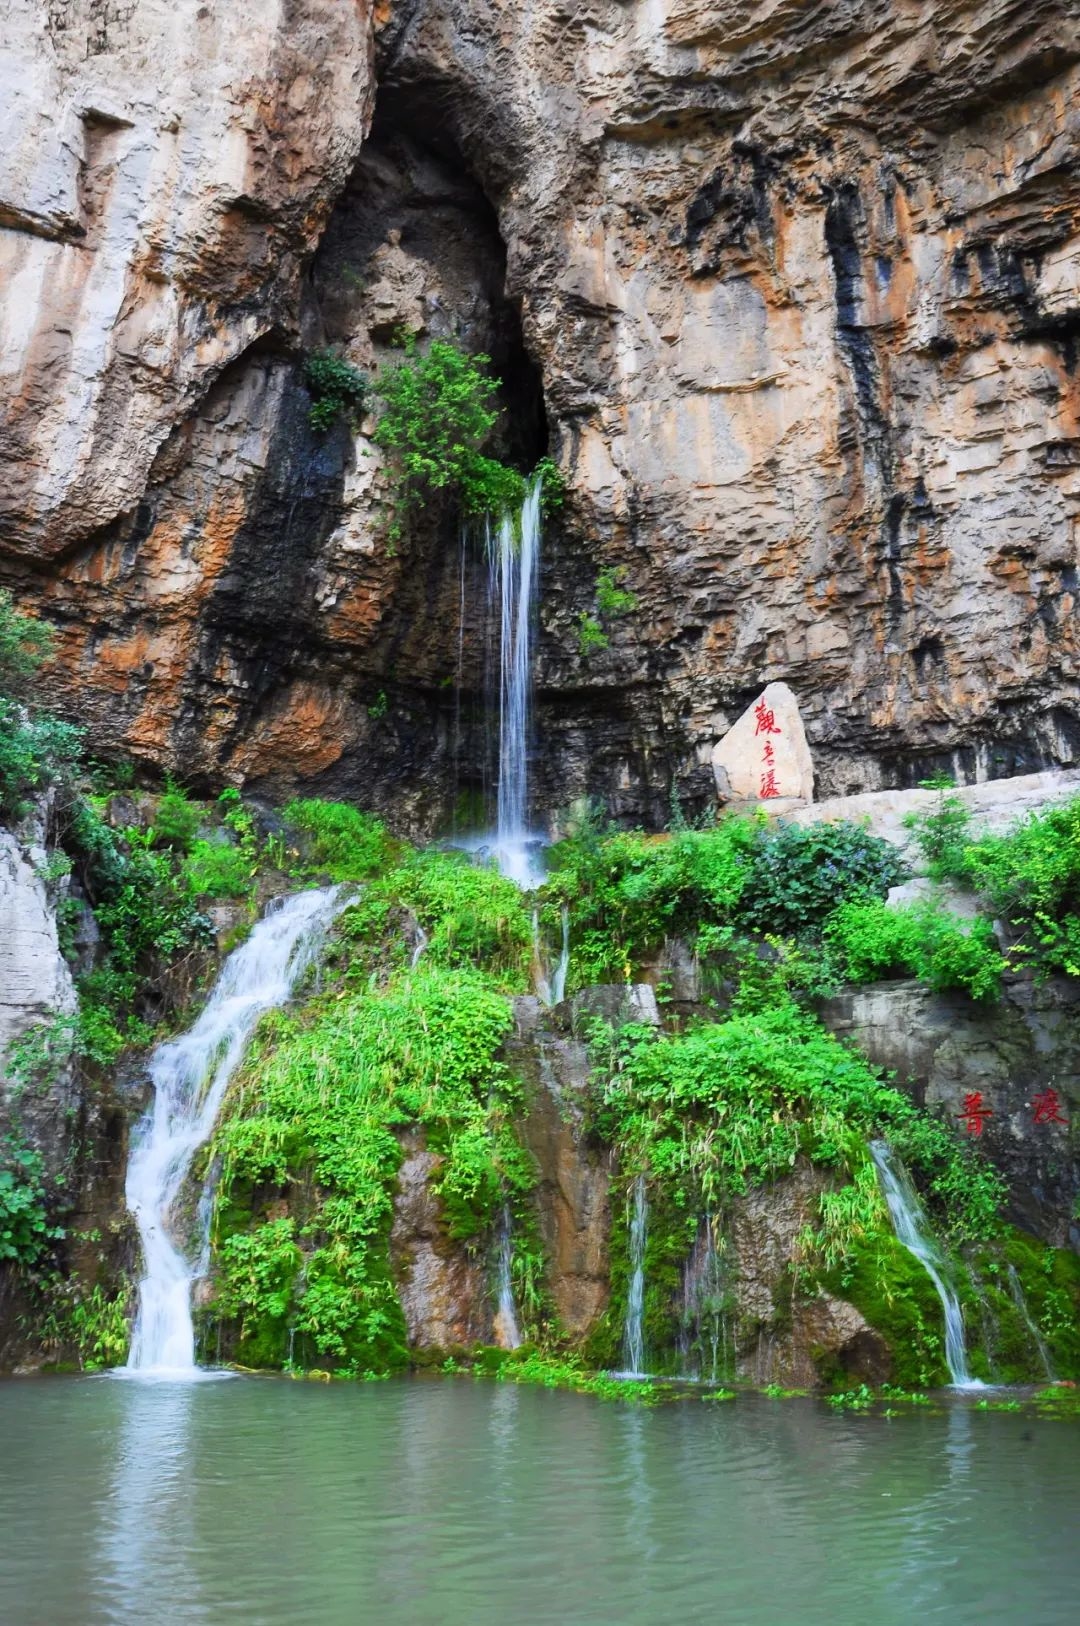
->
[3, 3, 1080, 828]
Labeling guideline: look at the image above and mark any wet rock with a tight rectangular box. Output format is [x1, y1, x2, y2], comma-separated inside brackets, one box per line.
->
[390, 1129, 494, 1351]
[729, 1165, 890, 1388]
[508, 999, 613, 1338]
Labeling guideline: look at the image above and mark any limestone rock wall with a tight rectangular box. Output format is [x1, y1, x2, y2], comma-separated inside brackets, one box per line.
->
[3, 2, 1080, 827]
[0, 0, 374, 558]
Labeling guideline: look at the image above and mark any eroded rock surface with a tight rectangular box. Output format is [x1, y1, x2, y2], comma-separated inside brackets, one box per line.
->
[4, 2, 1080, 826]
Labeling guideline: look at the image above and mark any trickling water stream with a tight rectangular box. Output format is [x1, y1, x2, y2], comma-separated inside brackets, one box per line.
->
[534, 905, 570, 1007]
[619, 1175, 649, 1379]
[1006, 1262, 1055, 1380]
[493, 1206, 522, 1350]
[870, 1141, 983, 1390]
[121, 888, 344, 1376]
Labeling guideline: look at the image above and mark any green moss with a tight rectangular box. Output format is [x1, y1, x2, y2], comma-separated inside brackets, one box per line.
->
[820, 1229, 951, 1389]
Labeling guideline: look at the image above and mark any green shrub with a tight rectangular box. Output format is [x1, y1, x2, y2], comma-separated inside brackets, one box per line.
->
[284, 799, 393, 881]
[152, 782, 201, 852]
[378, 849, 533, 989]
[0, 701, 83, 819]
[825, 896, 1006, 1001]
[959, 796, 1080, 976]
[305, 349, 368, 432]
[595, 567, 638, 619]
[206, 961, 532, 1371]
[0, 1138, 61, 1266]
[0, 589, 53, 692]
[595, 999, 1005, 1246]
[737, 820, 906, 936]
[903, 777, 972, 880]
[373, 337, 524, 523]
[577, 613, 608, 656]
[185, 839, 254, 899]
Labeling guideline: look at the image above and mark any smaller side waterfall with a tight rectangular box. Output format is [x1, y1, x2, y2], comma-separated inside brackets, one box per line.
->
[870, 1140, 983, 1389]
[533, 905, 570, 1007]
[493, 1206, 522, 1350]
[678, 1215, 729, 1382]
[122, 887, 344, 1377]
[1006, 1263, 1055, 1380]
[619, 1175, 649, 1378]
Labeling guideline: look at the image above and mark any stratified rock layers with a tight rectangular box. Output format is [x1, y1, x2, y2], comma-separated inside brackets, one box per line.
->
[3, 3, 1080, 825]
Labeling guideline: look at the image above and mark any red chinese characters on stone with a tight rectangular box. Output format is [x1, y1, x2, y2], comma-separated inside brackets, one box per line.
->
[754, 701, 781, 737]
[1032, 1088, 1068, 1127]
[957, 1091, 993, 1136]
[760, 767, 780, 799]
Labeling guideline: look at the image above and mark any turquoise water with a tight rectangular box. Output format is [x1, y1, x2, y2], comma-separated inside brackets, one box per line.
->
[0, 1376, 1076, 1625]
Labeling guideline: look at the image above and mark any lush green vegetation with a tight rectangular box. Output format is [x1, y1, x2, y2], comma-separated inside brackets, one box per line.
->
[0, 1137, 60, 1266]
[577, 567, 639, 657]
[0, 591, 81, 819]
[304, 349, 369, 432]
[825, 897, 1006, 1001]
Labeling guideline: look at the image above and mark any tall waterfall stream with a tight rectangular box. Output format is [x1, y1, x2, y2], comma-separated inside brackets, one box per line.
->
[870, 1140, 984, 1390]
[120, 888, 344, 1376]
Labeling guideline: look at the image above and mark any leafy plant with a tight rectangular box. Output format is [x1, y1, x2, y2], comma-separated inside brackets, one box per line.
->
[0, 1138, 61, 1265]
[577, 613, 609, 656]
[737, 820, 906, 937]
[305, 349, 369, 432]
[904, 777, 972, 880]
[373, 337, 525, 527]
[825, 896, 1006, 1001]
[284, 799, 393, 882]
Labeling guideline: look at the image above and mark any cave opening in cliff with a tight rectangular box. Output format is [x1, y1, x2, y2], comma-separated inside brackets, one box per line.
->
[303, 85, 552, 835]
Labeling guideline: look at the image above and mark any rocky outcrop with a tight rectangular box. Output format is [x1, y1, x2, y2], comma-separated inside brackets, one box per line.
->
[510, 997, 613, 1337]
[0, 0, 374, 560]
[390, 1129, 496, 1350]
[4, 3, 1080, 828]
[729, 1167, 890, 1388]
[823, 973, 1080, 1247]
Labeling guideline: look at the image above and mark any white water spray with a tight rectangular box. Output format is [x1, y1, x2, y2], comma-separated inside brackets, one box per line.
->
[870, 1140, 983, 1389]
[619, 1175, 649, 1378]
[488, 476, 544, 887]
[534, 905, 570, 1007]
[121, 888, 344, 1377]
[1006, 1262, 1055, 1380]
[493, 1205, 522, 1350]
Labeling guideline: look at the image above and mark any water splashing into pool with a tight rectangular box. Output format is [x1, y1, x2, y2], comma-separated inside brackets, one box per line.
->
[870, 1140, 983, 1390]
[493, 1206, 522, 1350]
[120, 888, 345, 1378]
[618, 1175, 649, 1379]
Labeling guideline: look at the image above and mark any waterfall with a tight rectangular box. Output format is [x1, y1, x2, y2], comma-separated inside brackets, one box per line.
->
[533, 904, 570, 1007]
[121, 888, 344, 1377]
[1006, 1262, 1055, 1380]
[678, 1215, 728, 1382]
[620, 1174, 649, 1378]
[488, 475, 544, 887]
[870, 1140, 983, 1389]
[493, 1206, 522, 1350]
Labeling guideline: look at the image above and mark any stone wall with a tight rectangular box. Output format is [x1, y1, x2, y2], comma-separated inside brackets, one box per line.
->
[3, 2, 1079, 829]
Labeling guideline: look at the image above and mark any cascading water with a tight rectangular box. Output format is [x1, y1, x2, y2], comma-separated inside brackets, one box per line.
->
[619, 1175, 649, 1379]
[870, 1140, 983, 1389]
[534, 905, 570, 1007]
[493, 1206, 522, 1350]
[121, 888, 344, 1377]
[678, 1215, 729, 1382]
[1006, 1262, 1055, 1380]
[488, 475, 544, 887]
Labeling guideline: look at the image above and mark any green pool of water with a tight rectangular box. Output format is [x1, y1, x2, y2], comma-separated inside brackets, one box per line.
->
[0, 1375, 1075, 1624]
